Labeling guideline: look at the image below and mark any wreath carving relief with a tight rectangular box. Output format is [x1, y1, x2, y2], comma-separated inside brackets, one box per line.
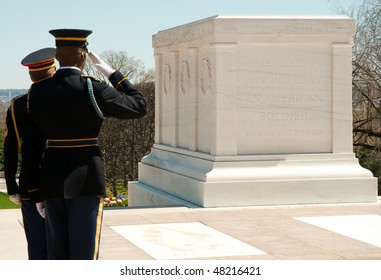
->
[201, 58, 211, 95]
[163, 64, 172, 96]
[180, 60, 190, 95]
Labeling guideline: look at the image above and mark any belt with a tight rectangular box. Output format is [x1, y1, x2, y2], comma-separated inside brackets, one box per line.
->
[47, 138, 98, 148]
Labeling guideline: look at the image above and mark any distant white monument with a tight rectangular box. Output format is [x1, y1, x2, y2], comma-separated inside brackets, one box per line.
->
[129, 15, 378, 207]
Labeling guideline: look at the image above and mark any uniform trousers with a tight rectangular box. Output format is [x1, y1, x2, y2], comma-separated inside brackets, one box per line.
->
[21, 200, 48, 259]
[45, 195, 104, 260]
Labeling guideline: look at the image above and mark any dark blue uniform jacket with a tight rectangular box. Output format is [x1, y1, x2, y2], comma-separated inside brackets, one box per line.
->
[22, 68, 147, 202]
[4, 94, 41, 199]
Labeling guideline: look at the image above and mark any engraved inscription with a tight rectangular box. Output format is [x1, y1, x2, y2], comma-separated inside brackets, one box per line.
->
[246, 94, 322, 104]
[259, 111, 312, 121]
[243, 58, 323, 69]
[236, 50, 331, 154]
[241, 58, 324, 89]
[244, 75, 322, 86]
[246, 128, 323, 137]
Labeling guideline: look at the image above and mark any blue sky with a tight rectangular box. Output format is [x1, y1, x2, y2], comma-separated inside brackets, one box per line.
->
[0, 0, 361, 89]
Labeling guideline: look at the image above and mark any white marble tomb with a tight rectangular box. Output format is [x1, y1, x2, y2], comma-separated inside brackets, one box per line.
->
[129, 15, 378, 207]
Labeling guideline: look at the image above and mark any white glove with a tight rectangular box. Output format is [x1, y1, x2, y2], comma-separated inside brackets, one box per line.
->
[9, 194, 20, 205]
[36, 201, 46, 219]
[88, 51, 115, 78]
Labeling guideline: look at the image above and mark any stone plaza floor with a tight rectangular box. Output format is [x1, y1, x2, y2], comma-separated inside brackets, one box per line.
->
[1, 177, 380, 260]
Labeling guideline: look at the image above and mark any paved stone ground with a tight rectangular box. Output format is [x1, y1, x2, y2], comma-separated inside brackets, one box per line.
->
[98, 202, 381, 260]
[1, 177, 380, 260]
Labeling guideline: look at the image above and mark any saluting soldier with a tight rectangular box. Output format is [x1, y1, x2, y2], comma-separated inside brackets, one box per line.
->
[4, 47, 56, 259]
[22, 29, 147, 260]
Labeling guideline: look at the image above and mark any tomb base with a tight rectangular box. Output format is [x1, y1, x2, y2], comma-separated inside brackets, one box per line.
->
[129, 145, 377, 207]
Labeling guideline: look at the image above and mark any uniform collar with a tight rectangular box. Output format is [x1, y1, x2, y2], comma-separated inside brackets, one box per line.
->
[58, 66, 82, 71]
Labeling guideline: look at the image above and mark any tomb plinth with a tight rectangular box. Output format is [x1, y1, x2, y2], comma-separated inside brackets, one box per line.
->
[129, 15, 378, 207]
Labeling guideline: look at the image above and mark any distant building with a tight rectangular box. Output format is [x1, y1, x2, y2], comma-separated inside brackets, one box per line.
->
[0, 89, 27, 107]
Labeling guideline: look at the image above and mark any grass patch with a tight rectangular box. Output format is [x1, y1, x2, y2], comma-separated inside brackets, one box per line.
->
[0, 192, 20, 209]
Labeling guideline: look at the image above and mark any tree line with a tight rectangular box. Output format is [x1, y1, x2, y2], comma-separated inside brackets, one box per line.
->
[345, 0, 381, 194]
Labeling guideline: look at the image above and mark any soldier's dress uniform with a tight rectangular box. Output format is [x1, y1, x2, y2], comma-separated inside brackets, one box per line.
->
[3, 48, 56, 259]
[22, 29, 147, 260]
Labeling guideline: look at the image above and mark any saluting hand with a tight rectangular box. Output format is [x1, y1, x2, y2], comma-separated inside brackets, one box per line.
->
[88, 51, 115, 79]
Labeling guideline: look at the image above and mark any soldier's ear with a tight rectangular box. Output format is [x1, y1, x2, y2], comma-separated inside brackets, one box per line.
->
[80, 51, 86, 64]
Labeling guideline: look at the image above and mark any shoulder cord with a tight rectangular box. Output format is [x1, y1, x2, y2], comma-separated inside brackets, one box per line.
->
[10, 99, 21, 151]
[87, 78, 105, 119]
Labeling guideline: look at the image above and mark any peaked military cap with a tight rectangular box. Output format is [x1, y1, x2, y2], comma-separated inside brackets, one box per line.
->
[21, 47, 56, 72]
[49, 28, 92, 50]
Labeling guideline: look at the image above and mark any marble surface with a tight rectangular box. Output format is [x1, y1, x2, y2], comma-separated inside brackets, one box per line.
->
[2, 200, 381, 260]
[111, 222, 266, 259]
[130, 15, 377, 208]
[296, 215, 381, 248]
